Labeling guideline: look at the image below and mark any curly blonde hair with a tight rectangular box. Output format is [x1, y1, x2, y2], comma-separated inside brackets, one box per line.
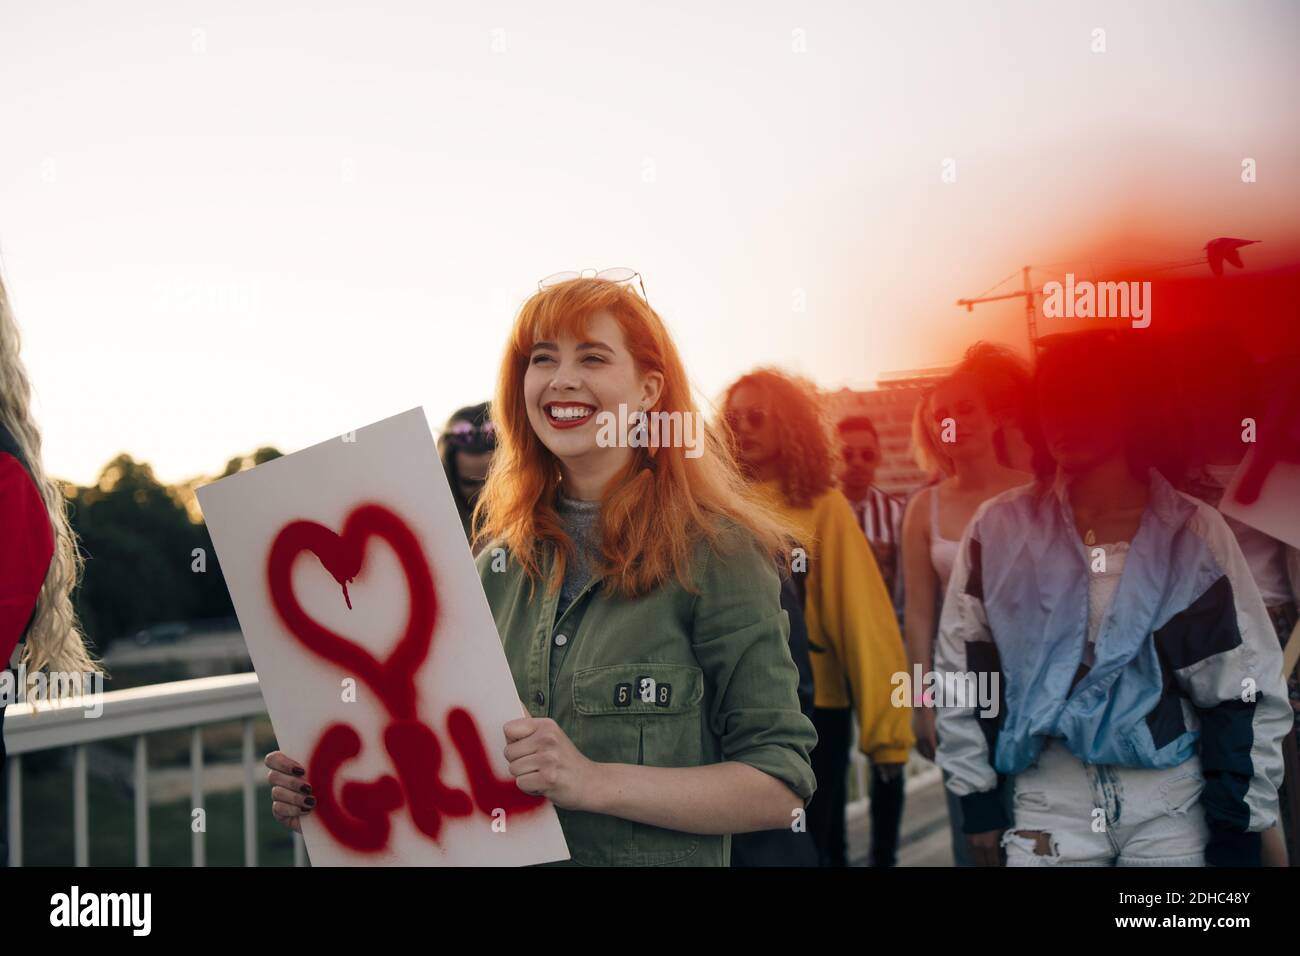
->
[722, 368, 836, 509]
[0, 271, 101, 692]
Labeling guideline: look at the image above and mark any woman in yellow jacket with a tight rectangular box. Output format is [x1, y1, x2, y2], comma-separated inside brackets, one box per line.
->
[724, 368, 913, 866]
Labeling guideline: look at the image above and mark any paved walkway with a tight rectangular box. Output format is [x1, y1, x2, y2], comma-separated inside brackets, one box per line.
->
[848, 771, 956, 867]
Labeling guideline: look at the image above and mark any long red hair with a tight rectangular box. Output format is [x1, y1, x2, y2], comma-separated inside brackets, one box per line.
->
[475, 278, 794, 597]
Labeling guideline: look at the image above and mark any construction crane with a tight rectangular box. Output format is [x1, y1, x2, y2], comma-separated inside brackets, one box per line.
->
[956, 239, 1259, 351]
[956, 266, 1038, 349]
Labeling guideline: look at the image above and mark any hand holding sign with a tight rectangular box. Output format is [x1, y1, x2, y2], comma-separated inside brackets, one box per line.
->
[503, 716, 601, 810]
[198, 408, 568, 866]
[1222, 380, 1300, 551]
[1231, 380, 1300, 508]
[267, 503, 543, 851]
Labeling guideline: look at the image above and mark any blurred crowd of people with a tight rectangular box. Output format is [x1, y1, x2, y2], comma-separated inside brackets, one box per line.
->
[437, 274, 1300, 867]
[5, 260, 1297, 868]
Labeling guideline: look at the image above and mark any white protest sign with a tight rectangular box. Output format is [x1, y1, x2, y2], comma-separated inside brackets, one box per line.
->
[196, 407, 569, 866]
[1219, 447, 1300, 551]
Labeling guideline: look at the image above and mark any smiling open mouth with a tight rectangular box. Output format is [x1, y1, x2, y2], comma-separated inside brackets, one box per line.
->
[544, 402, 597, 429]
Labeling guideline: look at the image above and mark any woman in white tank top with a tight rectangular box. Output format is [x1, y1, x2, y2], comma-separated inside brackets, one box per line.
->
[927, 481, 961, 594]
[900, 346, 1034, 864]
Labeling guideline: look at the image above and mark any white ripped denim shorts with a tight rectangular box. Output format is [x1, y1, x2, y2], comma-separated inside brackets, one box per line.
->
[1004, 738, 1209, 866]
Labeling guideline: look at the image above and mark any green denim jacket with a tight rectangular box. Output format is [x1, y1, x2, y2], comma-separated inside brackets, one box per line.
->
[475, 523, 818, 866]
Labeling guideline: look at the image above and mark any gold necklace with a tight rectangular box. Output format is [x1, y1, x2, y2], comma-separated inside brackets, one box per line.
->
[1080, 505, 1144, 547]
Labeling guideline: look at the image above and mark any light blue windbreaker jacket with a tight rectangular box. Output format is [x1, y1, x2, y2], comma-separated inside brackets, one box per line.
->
[934, 470, 1291, 863]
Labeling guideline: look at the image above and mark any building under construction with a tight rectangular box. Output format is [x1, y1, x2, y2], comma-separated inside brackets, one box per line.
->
[825, 366, 950, 498]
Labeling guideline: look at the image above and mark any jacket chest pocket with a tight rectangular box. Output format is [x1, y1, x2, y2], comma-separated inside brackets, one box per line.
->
[571, 663, 705, 769]
[566, 663, 706, 866]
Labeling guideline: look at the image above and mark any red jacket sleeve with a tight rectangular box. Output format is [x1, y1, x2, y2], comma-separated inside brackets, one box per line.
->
[0, 452, 54, 666]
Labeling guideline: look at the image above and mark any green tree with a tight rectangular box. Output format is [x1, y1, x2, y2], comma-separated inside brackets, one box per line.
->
[66, 448, 283, 648]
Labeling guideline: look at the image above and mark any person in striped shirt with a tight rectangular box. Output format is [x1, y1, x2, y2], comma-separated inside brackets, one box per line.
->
[836, 413, 909, 864]
[837, 416, 905, 610]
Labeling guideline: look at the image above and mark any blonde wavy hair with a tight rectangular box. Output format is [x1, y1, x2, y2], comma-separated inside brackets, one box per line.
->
[0, 271, 101, 690]
[910, 389, 954, 479]
[910, 342, 1040, 480]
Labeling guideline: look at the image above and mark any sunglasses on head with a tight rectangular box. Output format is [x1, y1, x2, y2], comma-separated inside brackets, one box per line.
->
[538, 267, 648, 302]
[445, 420, 496, 451]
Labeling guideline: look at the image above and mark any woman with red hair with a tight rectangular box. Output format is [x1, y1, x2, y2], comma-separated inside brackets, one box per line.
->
[267, 274, 816, 865]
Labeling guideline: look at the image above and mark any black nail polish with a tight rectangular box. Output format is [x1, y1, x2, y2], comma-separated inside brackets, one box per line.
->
[304, 796, 316, 808]
[291, 767, 305, 776]
[301, 784, 313, 794]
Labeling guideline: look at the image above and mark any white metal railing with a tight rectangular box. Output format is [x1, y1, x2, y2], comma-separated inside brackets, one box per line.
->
[4, 672, 305, 867]
[5, 671, 939, 865]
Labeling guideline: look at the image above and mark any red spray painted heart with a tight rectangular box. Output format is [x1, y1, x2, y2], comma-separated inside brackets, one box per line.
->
[265, 501, 543, 854]
[267, 502, 435, 721]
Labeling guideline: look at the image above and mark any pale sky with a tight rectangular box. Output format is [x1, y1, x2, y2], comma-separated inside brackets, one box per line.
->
[2, 0, 1297, 486]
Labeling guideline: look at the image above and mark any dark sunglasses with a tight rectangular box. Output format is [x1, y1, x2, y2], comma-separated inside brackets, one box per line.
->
[445, 420, 496, 451]
[725, 408, 767, 430]
[842, 447, 878, 464]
